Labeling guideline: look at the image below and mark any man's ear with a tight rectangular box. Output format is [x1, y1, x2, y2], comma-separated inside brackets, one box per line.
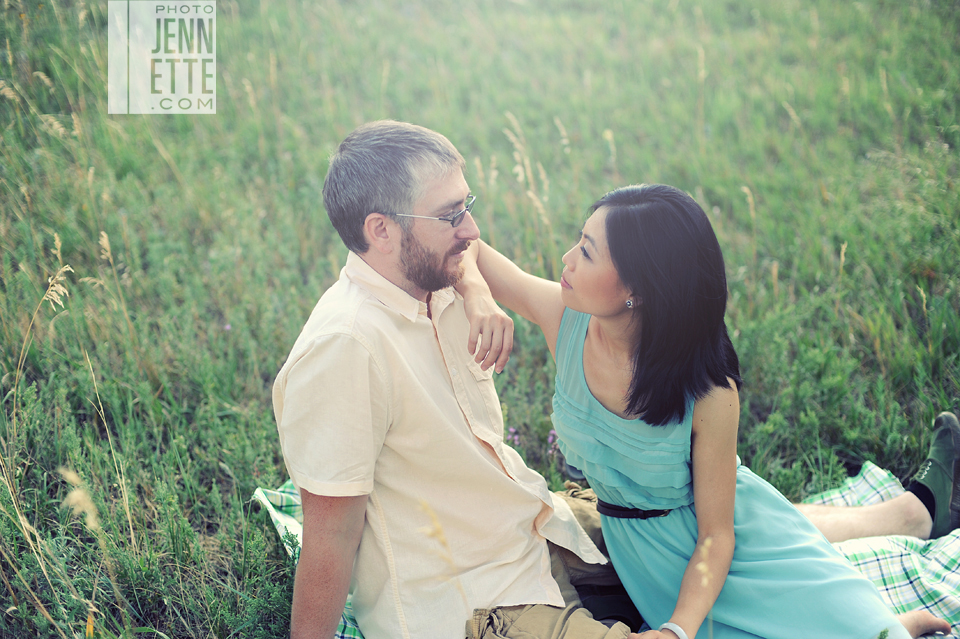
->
[363, 213, 401, 255]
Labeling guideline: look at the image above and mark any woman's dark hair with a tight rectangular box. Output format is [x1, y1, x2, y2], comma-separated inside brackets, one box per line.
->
[597, 184, 742, 426]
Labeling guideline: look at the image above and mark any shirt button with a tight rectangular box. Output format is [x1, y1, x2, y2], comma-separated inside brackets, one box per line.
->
[451, 367, 458, 375]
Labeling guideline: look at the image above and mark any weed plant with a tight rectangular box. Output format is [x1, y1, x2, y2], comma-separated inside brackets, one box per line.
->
[0, 0, 958, 636]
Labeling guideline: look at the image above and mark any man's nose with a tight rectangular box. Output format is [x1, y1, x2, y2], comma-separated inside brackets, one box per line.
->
[456, 211, 481, 242]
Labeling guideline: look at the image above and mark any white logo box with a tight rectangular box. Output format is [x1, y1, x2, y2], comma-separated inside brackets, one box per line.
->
[108, 1, 216, 114]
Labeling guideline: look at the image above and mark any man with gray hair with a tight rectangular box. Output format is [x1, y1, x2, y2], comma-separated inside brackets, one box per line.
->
[272, 120, 630, 639]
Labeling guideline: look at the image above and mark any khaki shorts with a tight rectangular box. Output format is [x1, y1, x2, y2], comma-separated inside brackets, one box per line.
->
[465, 485, 632, 639]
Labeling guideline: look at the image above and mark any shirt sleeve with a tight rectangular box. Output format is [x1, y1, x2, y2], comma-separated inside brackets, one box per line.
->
[273, 332, 390, 497]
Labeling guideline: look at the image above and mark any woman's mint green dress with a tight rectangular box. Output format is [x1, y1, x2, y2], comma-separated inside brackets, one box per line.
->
[552, 309, 910, 639]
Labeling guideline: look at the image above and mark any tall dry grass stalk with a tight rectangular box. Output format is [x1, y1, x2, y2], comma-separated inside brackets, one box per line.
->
[83, 347, 137, 553]
[0, 543, 70, 639]
[0, 247, 77, 638]
[0, 234, 135, 636]
[59, 465, 132, 638]
[418, 500, 467, 607]
[10, 247, 72, 447]
[98, 232, 136, 349]
[147, 120, 188, 192]
[96, 231, 161, 389]
[472, 154, 500, 248]
[781, 100, 831, 203]
[503, 112, 561, 277]
[740, 186, 757, 268]
[836, 241, 848, 316]
[697, 44, 707, 157]
[601, 128, 617, 180]
[554, 117, 571, 156]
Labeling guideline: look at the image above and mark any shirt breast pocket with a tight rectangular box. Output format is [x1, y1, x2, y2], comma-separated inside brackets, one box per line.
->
[464, 359, 502, 437]
[466, 359, 494, 383]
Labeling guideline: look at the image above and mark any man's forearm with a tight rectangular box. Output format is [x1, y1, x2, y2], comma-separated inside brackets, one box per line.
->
[291, 491, 367, 639]
[290, 548, 355, 639]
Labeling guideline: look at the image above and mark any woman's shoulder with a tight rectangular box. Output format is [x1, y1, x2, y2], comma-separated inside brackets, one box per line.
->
[691, 381, 741, 435]
[704, 379, 741, 403]
[559, 307, 590, 333]
[556, 308, 590, 354]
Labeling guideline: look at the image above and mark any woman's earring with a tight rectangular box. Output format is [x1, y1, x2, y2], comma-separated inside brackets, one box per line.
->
[626, 299, 634, 309]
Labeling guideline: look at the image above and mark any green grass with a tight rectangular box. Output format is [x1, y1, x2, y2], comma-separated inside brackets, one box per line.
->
[1, 0, 958, 635]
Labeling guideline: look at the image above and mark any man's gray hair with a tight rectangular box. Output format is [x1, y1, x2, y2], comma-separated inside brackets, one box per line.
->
[323, 121, 466, 253]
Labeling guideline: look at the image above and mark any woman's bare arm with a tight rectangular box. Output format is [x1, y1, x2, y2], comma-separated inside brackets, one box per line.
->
[643, 385, 739, 639]
[458, 240, 565, 358]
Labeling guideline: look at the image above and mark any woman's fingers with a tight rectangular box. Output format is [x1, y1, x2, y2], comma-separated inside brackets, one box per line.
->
[473, 314, 513, 373]
[464, 297, 514, 372]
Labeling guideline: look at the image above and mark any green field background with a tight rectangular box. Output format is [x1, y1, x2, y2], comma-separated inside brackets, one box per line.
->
[1, 0, 958, 636]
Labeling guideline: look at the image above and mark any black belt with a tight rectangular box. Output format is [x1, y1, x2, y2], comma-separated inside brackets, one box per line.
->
[597, 499, 671, 519]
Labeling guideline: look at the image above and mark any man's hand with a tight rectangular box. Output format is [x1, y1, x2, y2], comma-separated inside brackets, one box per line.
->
[464, 292, 514, 374]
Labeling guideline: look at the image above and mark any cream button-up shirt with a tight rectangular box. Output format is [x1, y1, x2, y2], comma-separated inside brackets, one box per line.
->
[273, 252, 605, 639]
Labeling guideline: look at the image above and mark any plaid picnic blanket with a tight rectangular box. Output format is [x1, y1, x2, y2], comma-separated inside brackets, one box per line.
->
[250, 483, 363, 638]
[253, 462, 960, 638]
[803, 462, 960, 636]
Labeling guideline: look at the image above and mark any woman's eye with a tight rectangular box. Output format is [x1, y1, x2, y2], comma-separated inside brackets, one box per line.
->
[580, 245, 590, 260]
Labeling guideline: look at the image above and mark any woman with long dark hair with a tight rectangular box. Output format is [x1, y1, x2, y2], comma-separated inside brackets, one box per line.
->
[459, 184, 946, 639]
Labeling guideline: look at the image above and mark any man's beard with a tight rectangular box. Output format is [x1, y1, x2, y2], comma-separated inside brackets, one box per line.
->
[400, 231, 469, 293]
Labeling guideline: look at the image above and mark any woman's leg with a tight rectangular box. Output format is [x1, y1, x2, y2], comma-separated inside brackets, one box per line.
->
[798, 411, 960, 543]
[795, 494, 932, 542]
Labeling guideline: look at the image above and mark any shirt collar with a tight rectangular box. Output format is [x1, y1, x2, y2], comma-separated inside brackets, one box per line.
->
[343, 252, 456, 322]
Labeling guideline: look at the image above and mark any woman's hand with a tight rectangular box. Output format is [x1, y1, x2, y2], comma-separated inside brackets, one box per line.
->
[455, 238, 565, 363]
[463, 291, 513, 373]
[630, 630, 680, 639]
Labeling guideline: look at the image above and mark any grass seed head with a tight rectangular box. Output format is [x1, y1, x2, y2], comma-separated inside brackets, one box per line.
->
[33, 71, 54, 92]
[0, 79, 20, 104]
[40, 114, 67, 138]
[99, 232, 112, 261]
[63, 487, 100, 531]
[43, 265, 73, 310]
[58, 467, 81, 486]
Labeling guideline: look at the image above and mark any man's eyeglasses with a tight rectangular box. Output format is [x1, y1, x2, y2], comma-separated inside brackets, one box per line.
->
[392, 195, 476, 228]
